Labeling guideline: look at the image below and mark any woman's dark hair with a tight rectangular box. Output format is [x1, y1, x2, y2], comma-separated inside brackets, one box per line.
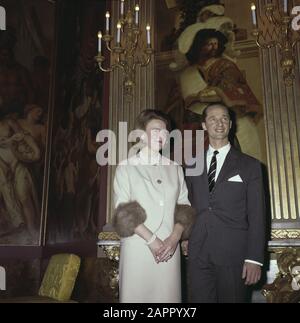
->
[135, 109, 171, 132]
[186, 29, 228, 65]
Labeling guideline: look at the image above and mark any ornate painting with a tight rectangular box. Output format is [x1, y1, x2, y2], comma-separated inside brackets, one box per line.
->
[155, 0, 267, 165]
[0, 0, 55, 245]
[46, 0, 106, 243]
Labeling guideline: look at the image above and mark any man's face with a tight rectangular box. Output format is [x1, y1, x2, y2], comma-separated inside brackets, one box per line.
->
[202, 106, 232, 141]
[200, 37, 219, 58]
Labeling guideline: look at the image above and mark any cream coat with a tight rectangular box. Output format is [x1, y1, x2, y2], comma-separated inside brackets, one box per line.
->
[114, 150, 190, 303]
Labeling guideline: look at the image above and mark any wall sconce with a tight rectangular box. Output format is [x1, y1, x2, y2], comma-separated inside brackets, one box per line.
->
[95, 1, 154, 102]
[251, 1, 300, 87]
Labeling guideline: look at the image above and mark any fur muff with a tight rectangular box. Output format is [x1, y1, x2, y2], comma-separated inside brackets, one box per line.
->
[175, 204, 197, 240]
[113, 201, 147, 238]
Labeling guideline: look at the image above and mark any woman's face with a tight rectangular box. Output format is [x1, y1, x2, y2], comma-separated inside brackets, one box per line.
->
[144, 119, 168, 152]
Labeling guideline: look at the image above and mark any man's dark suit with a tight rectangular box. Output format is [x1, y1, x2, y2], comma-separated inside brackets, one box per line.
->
[186, 147, 266, 303]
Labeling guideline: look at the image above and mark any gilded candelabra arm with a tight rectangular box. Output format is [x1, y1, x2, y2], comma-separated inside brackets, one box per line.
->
[133, 28, 140, 49]
[95, 55, 124, 73]
[99, 66, 113, 72]
[95, 54, 115, 72]
[138, 47, 154, 67]
[111, 46, 126, 70]
[252, 29, 277, 49]
[103, 34, 113, 52]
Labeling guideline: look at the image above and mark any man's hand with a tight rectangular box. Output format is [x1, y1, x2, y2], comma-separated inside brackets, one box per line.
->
[181, 240, 189, 256]
[242, 262, 261, 285]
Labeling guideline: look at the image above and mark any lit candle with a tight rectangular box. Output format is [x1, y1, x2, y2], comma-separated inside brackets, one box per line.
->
[146, 24, 151, 46]
[105, 12, 110, 33]
[251, 4, 257, 26]
[283, 0, 288, 13]
[135, 4, 140, 25]
[117, 22, 122, 45]
[121, 0, 125, 16]
[98, 31, 102, 53]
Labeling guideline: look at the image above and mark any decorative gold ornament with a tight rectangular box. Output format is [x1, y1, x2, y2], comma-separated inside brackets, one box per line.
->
[95, 1, 154, 102]
[271, 230, 300, 240]
[251, 3, 300, 86]
[262, 248, 300, 303]
[98, 231, 120, 299]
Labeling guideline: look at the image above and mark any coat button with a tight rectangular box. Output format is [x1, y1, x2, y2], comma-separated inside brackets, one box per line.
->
[208, 207, 212, 211]
[157, 179, 162, 184]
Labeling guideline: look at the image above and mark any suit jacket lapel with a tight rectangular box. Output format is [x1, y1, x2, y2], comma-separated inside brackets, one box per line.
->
[214, 147, 239, 188]
[203, 150, 210, 196]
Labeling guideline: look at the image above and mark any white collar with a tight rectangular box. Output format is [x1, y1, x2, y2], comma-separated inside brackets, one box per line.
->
[208, 143, 231, 156]
[138, 147, 162, 165]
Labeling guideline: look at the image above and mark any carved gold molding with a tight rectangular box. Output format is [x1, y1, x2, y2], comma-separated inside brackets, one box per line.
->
[98, 231, 120, 299]
[98, 231, 120, 241]
[271, 230, 300, 240]
[262, 248, 300, 303]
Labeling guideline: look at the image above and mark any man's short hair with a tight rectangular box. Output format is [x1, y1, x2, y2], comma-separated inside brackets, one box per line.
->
[186, 28, 228, 65]
[202, 104, 231, 122]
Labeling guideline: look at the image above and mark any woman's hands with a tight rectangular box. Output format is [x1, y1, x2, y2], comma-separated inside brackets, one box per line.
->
[155, 224, 184, 263]
[133, 224, 166, 263]
[135, 223, 184, 264]
[156, 234, 180, 262]
[148, 237, 165, 264]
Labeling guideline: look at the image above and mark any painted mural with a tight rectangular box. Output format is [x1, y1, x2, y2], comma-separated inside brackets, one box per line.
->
[47, 0, 106, 243]
[0, 0, 54, 245]
[155, 0, 267, 164]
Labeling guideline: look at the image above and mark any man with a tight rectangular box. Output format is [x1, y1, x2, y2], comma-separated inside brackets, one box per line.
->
[185, 103, 266, 303]
[178, 28, 266, 163]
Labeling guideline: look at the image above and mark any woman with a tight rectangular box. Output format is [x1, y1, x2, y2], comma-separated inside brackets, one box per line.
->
[113, 109, 195, 303]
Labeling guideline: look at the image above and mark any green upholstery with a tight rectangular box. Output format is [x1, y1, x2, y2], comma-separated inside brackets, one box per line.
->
[38, 254, 81, 302]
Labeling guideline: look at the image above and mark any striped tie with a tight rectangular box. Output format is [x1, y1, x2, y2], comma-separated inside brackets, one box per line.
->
[208, 150, 219, 192]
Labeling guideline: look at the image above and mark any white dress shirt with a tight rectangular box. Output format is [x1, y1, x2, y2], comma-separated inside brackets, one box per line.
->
[206, 143, 262, 267]
[207, 143, 231, 181]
